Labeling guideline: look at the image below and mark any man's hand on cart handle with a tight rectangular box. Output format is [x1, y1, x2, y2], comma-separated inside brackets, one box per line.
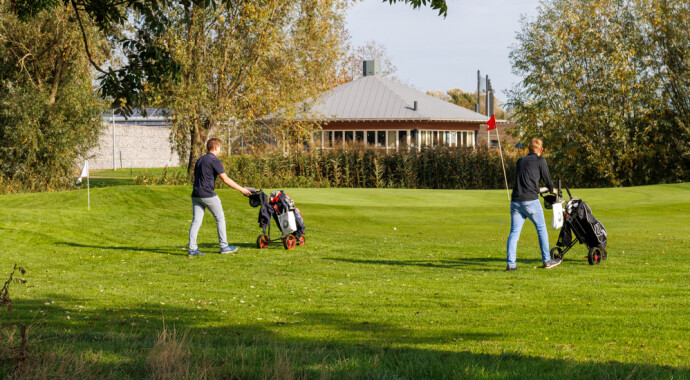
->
[219, 173, 252, 196]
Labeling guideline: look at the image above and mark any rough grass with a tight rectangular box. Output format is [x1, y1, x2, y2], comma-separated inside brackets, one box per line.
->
[0, 183, 688, 379]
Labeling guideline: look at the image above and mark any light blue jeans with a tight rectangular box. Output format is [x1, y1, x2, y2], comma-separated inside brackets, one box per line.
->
[188, 196, 228, 251]
[506, 200, 551, 268]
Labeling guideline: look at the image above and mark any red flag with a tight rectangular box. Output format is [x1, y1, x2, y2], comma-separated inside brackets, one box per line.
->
[486, 114, 497, 131]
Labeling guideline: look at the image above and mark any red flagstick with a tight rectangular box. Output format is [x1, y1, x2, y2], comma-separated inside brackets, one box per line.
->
[486, 115, 510, 201]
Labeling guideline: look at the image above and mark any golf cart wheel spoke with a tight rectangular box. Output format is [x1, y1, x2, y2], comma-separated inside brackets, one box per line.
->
[286, 235, 296, 250]
[257, 234, 269, 248]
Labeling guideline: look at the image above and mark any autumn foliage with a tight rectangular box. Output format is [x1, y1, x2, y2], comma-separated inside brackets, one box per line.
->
[509, 0, 690, 187]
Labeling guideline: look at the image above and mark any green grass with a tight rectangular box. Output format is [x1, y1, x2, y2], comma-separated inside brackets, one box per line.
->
[1, 184, 689, 378]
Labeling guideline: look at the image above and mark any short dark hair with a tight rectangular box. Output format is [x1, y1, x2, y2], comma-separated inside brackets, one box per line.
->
[206, 138, 221, 152]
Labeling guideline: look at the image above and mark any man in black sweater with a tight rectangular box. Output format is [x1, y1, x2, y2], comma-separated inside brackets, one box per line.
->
[506, 138, 561, 271]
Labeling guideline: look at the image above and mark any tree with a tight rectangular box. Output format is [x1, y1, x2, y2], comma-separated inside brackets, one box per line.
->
[0, 3, 107, 189]
[9, 0, 448, 116]
[634, 0, 690, 181]
[508, 0, 689, 187]
[335, 40, 399, 85]
[385, 0, 448, 16]
[158, 0, 348, 173]
[426, 88, 509, 119]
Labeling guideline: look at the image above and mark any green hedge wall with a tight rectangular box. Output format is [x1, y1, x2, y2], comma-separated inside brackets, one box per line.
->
[222, 146, 520, 190]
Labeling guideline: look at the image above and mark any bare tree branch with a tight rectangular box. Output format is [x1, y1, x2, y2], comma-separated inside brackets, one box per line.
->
[70, 0, 108, 75]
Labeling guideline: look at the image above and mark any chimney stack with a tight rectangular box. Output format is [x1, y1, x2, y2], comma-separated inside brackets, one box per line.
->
[363, 60, 380, 77]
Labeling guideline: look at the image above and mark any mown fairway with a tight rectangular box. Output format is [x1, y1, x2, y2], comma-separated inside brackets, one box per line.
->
[1, 184, 689, 378]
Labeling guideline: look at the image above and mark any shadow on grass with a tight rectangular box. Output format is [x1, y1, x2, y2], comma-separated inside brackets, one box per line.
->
[325, 257, 518, 271]
[58, 241, 263, 256]
[58, 242, 187, 256]
[2, 296, 687, 379]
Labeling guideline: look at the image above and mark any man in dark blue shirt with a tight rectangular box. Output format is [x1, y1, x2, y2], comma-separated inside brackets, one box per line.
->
[188, 138, 251, 257]
[506, 138, 561, 271]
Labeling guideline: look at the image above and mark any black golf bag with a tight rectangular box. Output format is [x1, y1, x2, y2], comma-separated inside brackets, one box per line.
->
[552, 192, 608, 265]
[558, 199, 607, 250]
[247, 188, 305, 250]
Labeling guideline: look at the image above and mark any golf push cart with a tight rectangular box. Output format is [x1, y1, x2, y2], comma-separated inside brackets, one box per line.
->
[541, 181, 608, 265]
[245, 188, 305, 250]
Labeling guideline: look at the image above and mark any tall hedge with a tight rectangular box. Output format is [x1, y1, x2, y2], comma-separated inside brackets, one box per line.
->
[221, 146, 520, 190]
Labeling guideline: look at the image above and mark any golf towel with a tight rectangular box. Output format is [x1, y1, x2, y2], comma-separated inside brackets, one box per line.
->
[552, 201, 564, 229]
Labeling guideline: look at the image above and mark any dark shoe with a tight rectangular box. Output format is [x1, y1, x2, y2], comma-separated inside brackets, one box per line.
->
[543, 258, 562, 269]
[188, 249, 204, 257]
[505, 266, 518, 272]
[220, 246, 238, 254]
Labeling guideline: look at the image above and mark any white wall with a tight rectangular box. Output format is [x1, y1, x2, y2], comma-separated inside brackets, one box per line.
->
[89, 123, 181, 169]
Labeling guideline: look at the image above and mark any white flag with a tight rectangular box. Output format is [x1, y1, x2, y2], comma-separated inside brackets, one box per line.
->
[76, 160, 89, 184]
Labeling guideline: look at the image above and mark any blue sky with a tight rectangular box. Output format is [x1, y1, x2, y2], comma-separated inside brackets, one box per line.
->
[345, 0, 541, 102]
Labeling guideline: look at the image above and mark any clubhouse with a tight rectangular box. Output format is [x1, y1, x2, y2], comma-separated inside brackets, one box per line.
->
[306, 61, 491, 150]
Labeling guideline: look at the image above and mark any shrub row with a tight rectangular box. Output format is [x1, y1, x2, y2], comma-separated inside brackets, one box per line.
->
[0, 147, 537, 194]
[221, 146, 520, 190]
[0, 174, 73, 195]
[133, 167, 191, 186]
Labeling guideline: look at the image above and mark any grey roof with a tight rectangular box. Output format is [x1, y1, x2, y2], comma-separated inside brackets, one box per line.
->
[102, 108, 170, 126]
[307, 75, 490, 123]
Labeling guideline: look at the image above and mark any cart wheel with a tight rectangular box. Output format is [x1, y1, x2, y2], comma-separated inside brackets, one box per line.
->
[282, 235, 296, 250]
[602, 249, 607, 260]
[550, 247, 563, 260]
[256, 234, 270, 249]
[297, 236, 305, 246]
[588, 247, 603, 265]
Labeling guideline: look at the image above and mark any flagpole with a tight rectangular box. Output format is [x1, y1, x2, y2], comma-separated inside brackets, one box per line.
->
[76, 160, 90, 210]
[495, 126, 510, 201]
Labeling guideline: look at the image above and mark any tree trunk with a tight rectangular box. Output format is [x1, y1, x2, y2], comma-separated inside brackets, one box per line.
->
[186, 116, 213, 175]
[187, 121, 200, 175]
[48, 54, 64, 106]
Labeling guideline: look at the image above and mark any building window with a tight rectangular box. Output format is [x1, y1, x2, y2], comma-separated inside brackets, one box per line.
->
[334, 131, 343, 145]
[325, 131, 333, 147]
[355, 131, 364, 143]
[398, 130, 408, 148]
[367, 131, 375, 145]
[377, 131, 386, 148]
[387, 131, 396, 149]
[410, 129, 418, 148]
[344, 131, 353, 143]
